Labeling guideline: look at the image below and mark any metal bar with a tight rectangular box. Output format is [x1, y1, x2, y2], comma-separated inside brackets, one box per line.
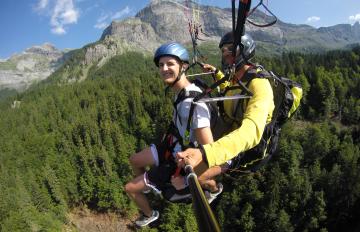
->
[194, 94, 252, 103]
[187, 71, 215, 77]
[185, 165, 221, 232]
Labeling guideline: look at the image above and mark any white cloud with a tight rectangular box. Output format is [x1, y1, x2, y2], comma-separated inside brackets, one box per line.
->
[51, 26, 66, 35]
[35, 0, 79, 35]
[97, 13, 109, 23]
[94, 22, 108, 30]
[36, 0, 49, 10]
[349, 13, 360, 24]
[50, 0, 79, 34]
[306, 16, 320, 23]
[94, 13, 110, 29]
[111, 6, 131, 20]
[93, 6, 132, 30]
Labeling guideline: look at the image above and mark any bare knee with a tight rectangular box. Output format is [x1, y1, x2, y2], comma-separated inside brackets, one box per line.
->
[129, 154, 139, 167]
[125, 182, 141, 197]
[125, 182, 133, 194]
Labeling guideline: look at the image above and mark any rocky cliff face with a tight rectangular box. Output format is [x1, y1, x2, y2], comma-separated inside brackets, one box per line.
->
[0, 43, 65, 91]
[100, 0, 360, 54]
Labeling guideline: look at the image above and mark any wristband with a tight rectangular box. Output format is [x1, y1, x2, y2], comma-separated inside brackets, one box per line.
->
[198, 144, 208, 165]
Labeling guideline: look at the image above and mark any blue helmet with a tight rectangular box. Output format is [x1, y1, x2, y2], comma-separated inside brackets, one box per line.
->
[154, 42, 189, 67]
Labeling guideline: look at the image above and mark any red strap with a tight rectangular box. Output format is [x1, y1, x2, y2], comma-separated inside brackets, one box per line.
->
[173, 167, 182, 177]
[164, 135, 174, 160]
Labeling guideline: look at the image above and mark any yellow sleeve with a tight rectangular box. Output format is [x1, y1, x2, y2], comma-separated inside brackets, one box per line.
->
[203, 78, 274, 167]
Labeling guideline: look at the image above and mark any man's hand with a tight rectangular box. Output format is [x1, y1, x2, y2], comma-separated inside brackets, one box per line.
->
[202, 63, 216, 73]
[176, 148, 203, 168]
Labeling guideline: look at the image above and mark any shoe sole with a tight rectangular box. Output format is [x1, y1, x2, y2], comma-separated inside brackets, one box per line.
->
[135, 212, 159, 227]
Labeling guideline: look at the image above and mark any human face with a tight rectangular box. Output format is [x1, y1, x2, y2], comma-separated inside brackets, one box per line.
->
[158, 56, 182, 85]
[221, 43, 238, 66]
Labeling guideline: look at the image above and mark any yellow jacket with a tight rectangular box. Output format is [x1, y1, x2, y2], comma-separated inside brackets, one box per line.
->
[203, 67, 275, 167]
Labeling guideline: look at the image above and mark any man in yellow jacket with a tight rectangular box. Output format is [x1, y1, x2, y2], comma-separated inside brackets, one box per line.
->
[177, 32, 275, 174]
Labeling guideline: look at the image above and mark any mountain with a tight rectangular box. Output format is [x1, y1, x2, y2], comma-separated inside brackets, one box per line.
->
[101, 1, 360, 54]
[75, 0, 360, 74]
[2, 0, 360, 92]
[0, 43, 65, 91]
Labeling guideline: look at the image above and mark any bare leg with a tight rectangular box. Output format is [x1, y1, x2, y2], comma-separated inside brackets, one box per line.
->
[129, 147, 155, 177]
[125, 174, 153, 217]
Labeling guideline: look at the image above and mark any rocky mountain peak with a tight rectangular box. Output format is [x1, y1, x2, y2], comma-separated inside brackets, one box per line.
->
[24, 43, 62, 57]
[136, 0, 190, 43]
[0, 43, 66, 91]
[101, 18, 159, 47]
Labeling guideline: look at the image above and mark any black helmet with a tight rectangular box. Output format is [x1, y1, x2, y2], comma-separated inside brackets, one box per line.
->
[154, 42, 189, 67]
[219, 32, 255, 70]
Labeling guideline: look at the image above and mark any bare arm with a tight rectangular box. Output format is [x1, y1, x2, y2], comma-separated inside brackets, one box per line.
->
[195, 126, 213, 145]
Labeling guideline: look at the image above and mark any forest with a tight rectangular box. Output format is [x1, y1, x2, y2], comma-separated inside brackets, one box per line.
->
[0, 46, 359, 231]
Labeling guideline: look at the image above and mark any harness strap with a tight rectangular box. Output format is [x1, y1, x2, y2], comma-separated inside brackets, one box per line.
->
[232, 0, 252, 64]
[173, 89, 203, 148]
[186, 71, 233, 134]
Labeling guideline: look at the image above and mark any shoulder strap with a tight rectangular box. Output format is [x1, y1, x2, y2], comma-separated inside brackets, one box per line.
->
[242, 65, 272, 82]
[172, 88, 202, 148]
[231, 66, 272, 123]
[173, 90, 201, 110]
[173, 89, 201, 125]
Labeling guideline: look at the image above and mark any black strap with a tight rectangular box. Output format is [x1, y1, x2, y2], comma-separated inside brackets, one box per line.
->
[172, 88, 205, 148]
[166, 122, 185, 152]
[174, 89, 200, 127]
[224, 66, 270, 123]
[232, 0, 252, 61]
[247, 0, 277, 27]
[185, 71, 231, 134]
[232, 77, 253, 123]
[185, 65, 259, 136]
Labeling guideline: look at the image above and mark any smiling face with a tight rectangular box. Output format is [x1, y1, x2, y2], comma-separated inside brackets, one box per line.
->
[158, 56, 182, 85]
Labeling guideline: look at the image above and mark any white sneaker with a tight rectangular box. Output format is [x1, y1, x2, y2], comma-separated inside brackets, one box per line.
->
[135, 210, 159, 227]
[206, 183, 223, 204]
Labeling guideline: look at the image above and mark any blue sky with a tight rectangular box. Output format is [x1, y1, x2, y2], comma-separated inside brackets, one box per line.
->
[1, 0, 360, 59]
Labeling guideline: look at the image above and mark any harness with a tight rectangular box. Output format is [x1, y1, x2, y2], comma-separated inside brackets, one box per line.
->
[158, 86, 209, 203]
[223, 65, 302, 174]
[172, 87, 205, 148]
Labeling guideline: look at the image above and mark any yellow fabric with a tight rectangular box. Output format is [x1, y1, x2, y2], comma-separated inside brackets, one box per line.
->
[289, 86, 303, 117]
[214, 70, 229, 90]
[203, 77, 275, 167]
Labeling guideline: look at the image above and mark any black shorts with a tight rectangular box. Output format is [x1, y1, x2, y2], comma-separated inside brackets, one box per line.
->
[145, 148, 191, 203]
[145, 139, 178, 192]
[146, 159, 177, 192]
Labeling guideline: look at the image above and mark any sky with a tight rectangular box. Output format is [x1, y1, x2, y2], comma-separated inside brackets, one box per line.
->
[0, 0, 360, 59]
